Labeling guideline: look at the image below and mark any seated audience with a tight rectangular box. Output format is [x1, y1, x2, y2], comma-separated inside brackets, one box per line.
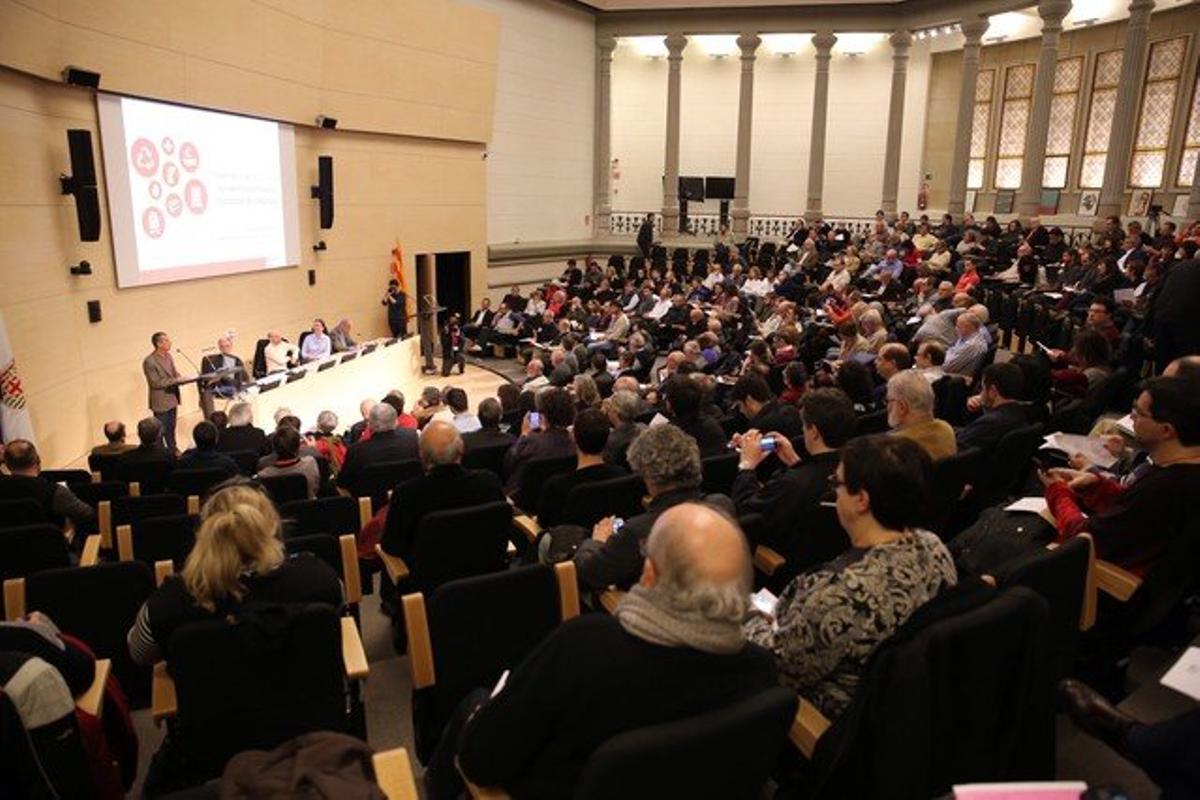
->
[887, 370, 957, 461]
[663, 375, 728, 458]
[337, 403, 419, 496]
[217, 402, 271, 455]
[955, 363, 1029, 453]
[126, 483, 341, 792]
[537, 408, 626, 528]
[383, 391, 419, 431]
[256, 425, 320, 499]
[602, 389, 646, 470]
[943, 312, 990, 377]
[729, 373, 804, 441]
[381, 421, 505, 562]
[347, 399, 376, 445]
[435, 503, 775, 799]
[329, 318, 356, 352]
[306, 410, 346, 472]
[445, 388, 481, 433]
[732, 388, 855, 552]
[1041, 375, 1200, 573]
[0, 440, 96, 529]
[915, 340, 947, 383]
[744, 435, 956, 720]
[574, 424, 734, 591]
[118, 417, 177, 478]
[873, 343, 913, 404]
[176, 420, 239, 475]
[90, 421, 136, 458]
[462, 398, 516, 451]
[503, 387, 577, 499]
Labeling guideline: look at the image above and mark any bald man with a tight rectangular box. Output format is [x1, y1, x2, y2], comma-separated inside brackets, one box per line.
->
[437, 504, 776, 798]
[199, 336, 250, 419]
[381, 420, 504, 562]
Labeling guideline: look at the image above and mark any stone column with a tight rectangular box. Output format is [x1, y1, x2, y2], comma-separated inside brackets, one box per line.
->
[1097, 0, 1156, 220]
[880, 30, 912, 219]
[731, 33, 761, 235]
[593, 35, 617, 236]
[947, 17, 989, 217]
[661, 33, 688, 235]
[805, 31, 837, 220]
[1016, 1, 1072, 222]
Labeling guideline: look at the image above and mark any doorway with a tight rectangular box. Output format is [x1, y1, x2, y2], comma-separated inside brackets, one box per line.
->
[435, 251, 470, 327]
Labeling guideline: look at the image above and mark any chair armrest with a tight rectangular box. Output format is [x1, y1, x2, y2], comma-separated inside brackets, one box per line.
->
[341, 616, 369, 681]
[402, 592, 436, 690]
[339, 534, 363, 604]
[459, 760, 511, 800]
[789, 697, 831, 759]
[554, 561, 580, 621]
[375, 545, 410, 584]
[97, 500, 112, 550]
[372, 748, 420, 800]
[753, 545, 786, 577]
[1079, 533, 1097, 631]
[129, 481, 141, 497]
[76, 658, 110, 717]
[1095, 558, 1141, 602]
[80, 535, 102, 567]
[152, 662, 177, 724]
[4, 578, 25, 621]
[116, 524, 133, 562]
[154, 560, 174, 587]
[512, 514, 540, 544]
[598, 589, 625, 614]
[358, 496, 373, 529]
[187, 495, 200, 515]
[62, 519, 75, 545]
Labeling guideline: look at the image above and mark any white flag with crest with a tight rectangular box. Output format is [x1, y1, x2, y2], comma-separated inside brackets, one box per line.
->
[0, 311, 36, 444]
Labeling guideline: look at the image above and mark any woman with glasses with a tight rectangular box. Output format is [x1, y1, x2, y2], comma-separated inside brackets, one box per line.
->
[743, 435, 956, 721]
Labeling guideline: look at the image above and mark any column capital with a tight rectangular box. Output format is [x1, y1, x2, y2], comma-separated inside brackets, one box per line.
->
[597, 35, 617, 56]
[1128, 0, 1156, 16]
[959, 17, 989, 45]
[1036, 0, 1072, 32]
[889, 30, 913, 53]
[737, 33, 761, 58]
[812, 31, 838, 56]
[665, 33, 688, 58]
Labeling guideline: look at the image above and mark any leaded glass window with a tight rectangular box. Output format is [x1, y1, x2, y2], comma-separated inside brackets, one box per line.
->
[968, 70, 994, 190]
[995, 63, 1035, 189]
[1176, 66, 1200, 187]
[1081, 50, 1123, 189]
[1130, 37, 1185, 188]
[1044, 56, 1083, 189]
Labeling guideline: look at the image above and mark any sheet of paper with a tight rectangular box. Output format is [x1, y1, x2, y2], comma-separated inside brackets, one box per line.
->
[954, 782, 1087, 800]
[1113, 288, 1136, 305]
[490, 669, 510, 699]
[1113, 413, 1135, 436]
[1039, 433, 1118, 469]
[1160, 646, 1200, 702]
[1041, 292, 1063, 300]
[648, 412, 669, 428]
[1005, 497, 1049, 515]
[751, 588, 777, 617]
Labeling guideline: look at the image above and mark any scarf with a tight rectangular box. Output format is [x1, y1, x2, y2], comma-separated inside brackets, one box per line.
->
[614, 585, 746, 655]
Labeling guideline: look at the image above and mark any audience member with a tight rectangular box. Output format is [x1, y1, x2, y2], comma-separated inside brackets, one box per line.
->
[729, 373, 803, 441]
[744, 435, 956, 720]
[955, 363, 1028, 453]
[0, 440, 96, 529]
[537, 408, 626, 528]
[300, 318, 333, 362]
[462, 398, 516, 451]
[503, 387, 577, 500]
[118, 417, 177, 479]
[256, 425, 320, 499]
[337, 403, 419, 496]
[176, 421, 239, 475]
[887, 370, 957, 461]
[445, 388, 481, 433]
[217, 402, 271, 455]
[602, 390, 646, 470]
[663, 375, 728, 458]
[90, 421, 136, 458]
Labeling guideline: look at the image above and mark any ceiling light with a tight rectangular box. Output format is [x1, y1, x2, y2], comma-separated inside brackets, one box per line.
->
[695, 35, 738, 58]
[625, 36, 668, 59]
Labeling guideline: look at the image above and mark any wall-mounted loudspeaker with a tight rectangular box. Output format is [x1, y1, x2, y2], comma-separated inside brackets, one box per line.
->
[87, 300, 102, 323]
[62, 66, 101, 88]
[311, 155, 334, 229]
[60, 129, 101, 242]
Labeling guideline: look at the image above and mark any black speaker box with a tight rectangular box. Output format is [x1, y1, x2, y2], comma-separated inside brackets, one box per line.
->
[74, 186, 101, 242]
[87, 300, 102, 323]
[310, 155, 334, 229]
[63, 67, 101, 88]
[60, 130, 101, 242]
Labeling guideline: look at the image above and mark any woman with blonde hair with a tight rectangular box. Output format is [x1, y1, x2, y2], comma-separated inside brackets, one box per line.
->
[126, 483, 341, 666]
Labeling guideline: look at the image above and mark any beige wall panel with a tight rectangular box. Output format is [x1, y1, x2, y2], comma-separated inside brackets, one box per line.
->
[0, 0, 498, 144]
[0, 207, 92, 306]
[27, 375, 93, 469]
[58, 0, 172, 45]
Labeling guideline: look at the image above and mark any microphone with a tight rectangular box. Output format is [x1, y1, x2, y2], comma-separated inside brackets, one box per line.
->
[175, 347, 202, 374]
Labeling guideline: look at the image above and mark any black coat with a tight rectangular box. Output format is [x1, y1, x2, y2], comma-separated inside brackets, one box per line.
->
[217, 425, 271, 456]
[536, 462, 627, 528]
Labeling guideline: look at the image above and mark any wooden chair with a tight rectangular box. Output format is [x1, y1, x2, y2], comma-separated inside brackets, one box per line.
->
[149, 602, 369, 786]
[0, 524, 73, 582]
[226, 449, 261, 477]
[752, 505, 847, 592]
[68, 481, 127, 549]
[513, 455, 575, 514]
[403, 562, 580, 763]
[166, 468, 232, 500]
[0, 498, 45, 529]
[278, 496, 366, 537]
[462, 442, 511, 478]
[558, 474, 646, 529]
[40, 469, 92, 485]
[700, 453, 739, 496]
[372, 748, 420, 800]
[285, 533, 364, 611]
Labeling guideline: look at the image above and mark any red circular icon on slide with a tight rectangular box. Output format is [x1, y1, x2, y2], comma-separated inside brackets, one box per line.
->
[163, 162, 180, 187]
[142, 207, 165, 239]
[179, 142, 200, 172]
[184, 179, 208, 214]
[148, 181, 162, 200]
[161, 137, 175, 155]
[131, 138, 159, 178]
[165, 193, 183, 217]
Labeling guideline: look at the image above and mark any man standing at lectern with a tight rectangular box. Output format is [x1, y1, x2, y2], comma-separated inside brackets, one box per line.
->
[143, 331, 184, 452]
[199, 336, 250, 420]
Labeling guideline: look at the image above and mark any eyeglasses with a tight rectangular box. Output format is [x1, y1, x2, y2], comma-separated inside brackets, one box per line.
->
[827, 474, 846, 491]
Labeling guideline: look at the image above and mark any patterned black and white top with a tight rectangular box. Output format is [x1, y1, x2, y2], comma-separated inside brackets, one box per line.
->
[744, 530, 957, 721]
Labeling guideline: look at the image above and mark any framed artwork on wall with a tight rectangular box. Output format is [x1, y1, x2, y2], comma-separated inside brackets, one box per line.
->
[994, 190, 1015, 214]
[1172, 195, 1190, 217]
[1038, 189, 1060, 216]
[1128, 190, 1152, 217]
[1077, 190, 1100, 216]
